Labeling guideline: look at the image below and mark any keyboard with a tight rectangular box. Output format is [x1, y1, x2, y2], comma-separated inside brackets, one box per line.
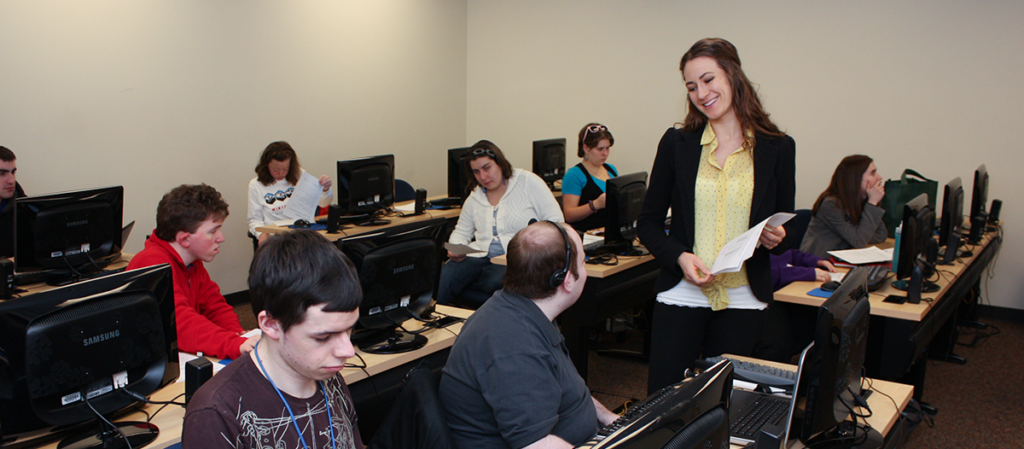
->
[428, 197, 462, 207]
[697, 356, 796, 387]
[730, 395, 789, 441]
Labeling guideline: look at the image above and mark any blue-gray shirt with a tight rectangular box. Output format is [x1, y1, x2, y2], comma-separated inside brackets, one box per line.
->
[439, 290, 598, 449]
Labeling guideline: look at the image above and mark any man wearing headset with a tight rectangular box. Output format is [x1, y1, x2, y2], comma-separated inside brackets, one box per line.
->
[439, 221, 618, 449]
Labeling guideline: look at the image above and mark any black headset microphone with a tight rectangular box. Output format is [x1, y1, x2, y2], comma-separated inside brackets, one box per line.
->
[527, 219, 573, 289]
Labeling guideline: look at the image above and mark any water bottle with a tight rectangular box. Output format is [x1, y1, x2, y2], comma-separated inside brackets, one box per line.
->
[891, 224, 902, 273]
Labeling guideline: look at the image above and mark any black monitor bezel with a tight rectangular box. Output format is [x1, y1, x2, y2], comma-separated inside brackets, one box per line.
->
[336, 154, 396, 216]
[531, 138, 566, 188]
[938, 177, 964, 253]
[604, 171, 648, 249]
[970, 164, 988, 221]
[14, 186, 124, 273]
[447, 147, 472, 201]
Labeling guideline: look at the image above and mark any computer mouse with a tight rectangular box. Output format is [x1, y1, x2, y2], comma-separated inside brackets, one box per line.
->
[293, 219, 311, 228]
[820, 280, 841, 292]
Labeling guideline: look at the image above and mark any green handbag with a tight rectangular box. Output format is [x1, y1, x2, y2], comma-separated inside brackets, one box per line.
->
[881, 169, 938, 237]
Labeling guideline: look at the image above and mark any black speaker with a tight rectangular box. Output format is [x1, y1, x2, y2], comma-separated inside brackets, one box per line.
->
[185, 356, 213, 404]
[414, 188, 427, 215]
[327, 204, 342, 234]
[0, 259, 12, 299]
[989, 199, 1002, 224]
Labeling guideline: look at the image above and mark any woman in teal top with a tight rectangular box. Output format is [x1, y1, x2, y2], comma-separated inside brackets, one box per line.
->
[561, 123, 618, 232]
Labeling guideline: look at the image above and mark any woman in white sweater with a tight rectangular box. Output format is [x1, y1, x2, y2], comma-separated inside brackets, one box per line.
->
[437, 140, 563, 305]
[247, 141, 333, 246]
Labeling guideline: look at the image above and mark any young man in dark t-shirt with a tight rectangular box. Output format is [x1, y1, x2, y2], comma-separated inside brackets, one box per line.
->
[0, 146, 25, 258]
[183, 230, 365, 449]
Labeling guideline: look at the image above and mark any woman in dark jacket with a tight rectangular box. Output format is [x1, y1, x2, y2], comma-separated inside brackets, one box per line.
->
[636, 38, 797, 393]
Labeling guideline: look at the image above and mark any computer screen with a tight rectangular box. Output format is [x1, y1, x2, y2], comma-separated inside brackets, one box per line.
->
[588, 359, 732, 448]
[968, 164, 989, 243]
[796, 266, 871, 443]
[892, 193, 939, 297]
[0, 264, 177, 448]
[447, 147, 472, 201]
[604, 172, 648, 256]
[14, 186, 124, 276]
[336, 218, 447, 354]
[938, 177, 964, 264]
[336, 154, 395, 226]
[532, 138, 566, 190]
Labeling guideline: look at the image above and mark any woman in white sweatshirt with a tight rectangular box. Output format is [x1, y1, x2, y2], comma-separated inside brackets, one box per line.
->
[247, 141, 333, 246]
[437, 140, 563, 305]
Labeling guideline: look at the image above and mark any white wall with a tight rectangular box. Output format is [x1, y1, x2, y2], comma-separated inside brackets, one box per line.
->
[0, 0, 468, 294]
[466, 0, 1024, 310]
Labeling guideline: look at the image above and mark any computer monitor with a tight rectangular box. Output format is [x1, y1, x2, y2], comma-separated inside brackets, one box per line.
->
[337, 218, 447, 354]
[892, 193, 939, 299]
[589, 358, 732, 448]
[938, 177, 965, 264]
[14, 186, 125, 281]
[0, 264, 177, 449]
[447, 147, 472, 202]
[968, 164, 989, 243]
[336, 154, 395, 226]
[795, 266, 871, 444]
[532, 138, 566, 190]
[603, 172, 648, 256]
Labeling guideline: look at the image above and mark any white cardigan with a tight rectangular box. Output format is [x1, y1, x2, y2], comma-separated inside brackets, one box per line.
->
[449, 168, 564, 257]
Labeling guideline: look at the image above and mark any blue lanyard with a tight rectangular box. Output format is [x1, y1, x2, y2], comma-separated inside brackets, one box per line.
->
[254, 340, 337, 449]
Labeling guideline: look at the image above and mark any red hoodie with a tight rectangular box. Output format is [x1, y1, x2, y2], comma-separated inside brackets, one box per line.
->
[127, 229, 247, 359]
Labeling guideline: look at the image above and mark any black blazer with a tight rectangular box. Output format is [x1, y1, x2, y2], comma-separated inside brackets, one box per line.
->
[637, 127, 796, 304]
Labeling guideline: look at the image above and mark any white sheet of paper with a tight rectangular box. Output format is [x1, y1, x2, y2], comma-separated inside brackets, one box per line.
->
[710, 212, 796, 275]
[827, 247, 893, 265]
[830, 272, 846, 282]
[394, 202, 417, 212]
[176, 351, 227, 383]
[444, 242, 485, 255]
[283, 171, 325, 221]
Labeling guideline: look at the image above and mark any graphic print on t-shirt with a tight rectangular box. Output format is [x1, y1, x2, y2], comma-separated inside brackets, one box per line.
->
[264, 187, 295, 205]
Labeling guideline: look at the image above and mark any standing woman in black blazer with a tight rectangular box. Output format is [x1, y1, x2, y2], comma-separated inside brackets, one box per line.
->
[637, 38, 797, 394]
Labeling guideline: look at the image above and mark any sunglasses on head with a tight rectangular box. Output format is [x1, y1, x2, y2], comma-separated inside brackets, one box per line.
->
[471, 148, 497, 159]
[582, 124, 608, 141]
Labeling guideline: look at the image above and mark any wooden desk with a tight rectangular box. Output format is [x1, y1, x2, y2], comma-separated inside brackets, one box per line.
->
[29, 305, 471, 449]
[774, 230, 1002, 406]
[255, 199, 462, 242]
[723, 355, 914, 449]
[10, 254, 133, 297]
[491, 252, 655, 278]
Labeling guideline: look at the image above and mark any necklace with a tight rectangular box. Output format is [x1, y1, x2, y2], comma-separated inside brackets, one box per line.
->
[254, 340, 337, 449]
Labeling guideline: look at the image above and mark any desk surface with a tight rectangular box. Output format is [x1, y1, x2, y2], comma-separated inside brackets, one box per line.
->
[775, 231, 998, 321]
[8, 254, 134, 298]
[491, 251, 655, 278]
[723, 355, 913, 449]
[26, 305, 471, 449]
[255, 198, 461, 242]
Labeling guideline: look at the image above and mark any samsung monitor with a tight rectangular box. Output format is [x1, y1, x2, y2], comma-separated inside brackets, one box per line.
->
[447, 147, 472, 202]
[336, 218, 447, 354]
[532, 138, 566, 190]
[588, 359, 732, 449]
[603, 172, 648, 256]
[938, 177, 965, 264]
[968, 164, 989, 243]
[795, 266, 871, 444]
[336, 154, 395, 226]
[14, 186, 124, 280]
[892, 193, 939, 299]
[0, 264, 177, 449]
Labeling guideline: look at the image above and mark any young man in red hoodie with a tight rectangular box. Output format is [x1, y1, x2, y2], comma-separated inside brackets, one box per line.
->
[128, 184, 258, 359]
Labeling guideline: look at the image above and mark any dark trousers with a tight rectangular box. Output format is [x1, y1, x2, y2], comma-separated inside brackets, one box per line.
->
[647, 302, 767, 394]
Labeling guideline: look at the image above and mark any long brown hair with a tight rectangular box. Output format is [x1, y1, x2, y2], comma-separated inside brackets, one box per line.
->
[679, 38, 783, 149]
[463, 140, 514, 192]
[812, 155, 875, 225]
[255, 141, 301, 186]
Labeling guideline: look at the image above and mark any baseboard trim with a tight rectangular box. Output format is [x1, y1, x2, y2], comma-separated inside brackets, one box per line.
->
[977, 304, 1024, 323]
[225, 290, 249, 307]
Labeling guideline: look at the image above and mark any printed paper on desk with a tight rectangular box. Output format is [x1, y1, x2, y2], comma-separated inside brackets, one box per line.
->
[827, 247, 893, 265]
[444, 242, 486, 256]
[710, 212, 796, 275]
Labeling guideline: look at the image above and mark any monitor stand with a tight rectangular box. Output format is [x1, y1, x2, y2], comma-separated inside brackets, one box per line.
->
[356, 327, 427, 354]
[58, 420, 158, 449]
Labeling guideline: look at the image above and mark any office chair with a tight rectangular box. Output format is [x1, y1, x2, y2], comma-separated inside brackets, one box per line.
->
[790, 209, 813, 248]
[369, 360, 455, 449]
[395, 179, 416, 203]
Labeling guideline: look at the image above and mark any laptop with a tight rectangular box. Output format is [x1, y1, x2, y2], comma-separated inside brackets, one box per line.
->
[728, 342, 813, 447]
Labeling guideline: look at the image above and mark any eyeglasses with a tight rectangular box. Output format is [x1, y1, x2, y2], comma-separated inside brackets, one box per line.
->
[471, 148, 497, 159]
[582, 124, 608, 142]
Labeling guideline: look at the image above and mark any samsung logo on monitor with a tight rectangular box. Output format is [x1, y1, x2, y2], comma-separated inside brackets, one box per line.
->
[393, 264, 414, 274]
[83, 330, 120, 347]
[67, 219, 89, 227]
